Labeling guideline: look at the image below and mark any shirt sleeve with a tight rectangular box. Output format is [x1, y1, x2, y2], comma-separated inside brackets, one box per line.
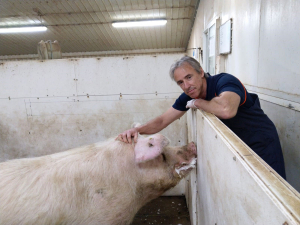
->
[172, 93, 192, 111]
[215, 74, 246, 105]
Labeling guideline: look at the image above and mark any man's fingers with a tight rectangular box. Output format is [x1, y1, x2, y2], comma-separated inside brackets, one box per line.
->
[116, 134, 124, 142]
[116, 129, 138, 144]
[116, 135, 121, 141]
[120, 134, 125, 142]
[126, 132, 132, 144]
[133, 132, 138, 143]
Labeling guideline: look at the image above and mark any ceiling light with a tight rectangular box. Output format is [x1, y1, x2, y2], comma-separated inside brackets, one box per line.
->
[0, 26, 47, 34]
[112, 20, 167, 28]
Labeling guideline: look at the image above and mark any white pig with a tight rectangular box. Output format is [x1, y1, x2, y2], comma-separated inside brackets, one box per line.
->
[0, 133, 197, 225]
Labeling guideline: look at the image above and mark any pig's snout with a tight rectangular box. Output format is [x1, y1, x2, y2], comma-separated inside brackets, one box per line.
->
[174, 142, 197, 178]
[179, 142, 197, 160]
[178, 142, 197, 160]
[187, 141, 197, 157]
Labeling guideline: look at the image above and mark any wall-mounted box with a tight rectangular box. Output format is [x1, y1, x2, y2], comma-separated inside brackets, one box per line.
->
[219, 19, 232, 54]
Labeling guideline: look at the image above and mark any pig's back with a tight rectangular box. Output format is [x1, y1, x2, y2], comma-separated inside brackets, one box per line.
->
[0, 139, 139, 225]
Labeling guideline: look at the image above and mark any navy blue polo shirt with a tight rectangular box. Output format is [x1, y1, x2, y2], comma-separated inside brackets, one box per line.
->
[173, 73, 286, 178]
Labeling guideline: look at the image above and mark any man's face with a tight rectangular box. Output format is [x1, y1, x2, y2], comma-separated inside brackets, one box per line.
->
[173, 63, 205, 99]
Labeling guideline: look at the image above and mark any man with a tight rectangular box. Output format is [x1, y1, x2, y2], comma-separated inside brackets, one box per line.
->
[117, 56, 286, 179]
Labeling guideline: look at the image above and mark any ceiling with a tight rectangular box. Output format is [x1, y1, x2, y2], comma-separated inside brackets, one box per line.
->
[0, 0, 200, 58]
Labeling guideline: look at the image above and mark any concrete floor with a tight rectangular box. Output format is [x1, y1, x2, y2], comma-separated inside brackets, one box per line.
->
[131, 196, 191, 225]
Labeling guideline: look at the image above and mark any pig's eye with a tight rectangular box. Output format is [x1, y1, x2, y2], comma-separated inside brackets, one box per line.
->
[148, 143, 153, 147]
[161, 153, 167, 162]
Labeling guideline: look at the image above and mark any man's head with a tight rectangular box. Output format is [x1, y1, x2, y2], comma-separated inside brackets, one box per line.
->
[169, 56, 205, 80]
[169, 56, 207, 99]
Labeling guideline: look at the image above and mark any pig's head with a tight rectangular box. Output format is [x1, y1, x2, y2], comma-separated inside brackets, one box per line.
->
[134, 134, 197, 196]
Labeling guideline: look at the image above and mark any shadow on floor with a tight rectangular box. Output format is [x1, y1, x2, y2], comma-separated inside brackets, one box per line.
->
[131, 196, 191, 225]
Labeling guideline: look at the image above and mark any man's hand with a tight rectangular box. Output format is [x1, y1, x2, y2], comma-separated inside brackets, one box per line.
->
[116, 127, 139, 144]
[186, 99, 198, 109]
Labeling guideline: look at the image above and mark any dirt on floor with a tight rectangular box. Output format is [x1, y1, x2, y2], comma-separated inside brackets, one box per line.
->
[131, 196, 191, 225]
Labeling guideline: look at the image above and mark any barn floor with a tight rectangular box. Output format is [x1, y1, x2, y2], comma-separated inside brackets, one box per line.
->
[131, 196, 191, 225]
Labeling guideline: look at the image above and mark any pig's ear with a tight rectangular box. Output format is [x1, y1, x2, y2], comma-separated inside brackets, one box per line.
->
[134, 138, 162, 163]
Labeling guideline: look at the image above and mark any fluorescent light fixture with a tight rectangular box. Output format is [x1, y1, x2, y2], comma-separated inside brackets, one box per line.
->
[0, 26, 47, 34]
[112, 20, 167, 28]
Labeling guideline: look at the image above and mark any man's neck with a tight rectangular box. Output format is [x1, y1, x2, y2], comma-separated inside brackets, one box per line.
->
[199, 77, 207, 99]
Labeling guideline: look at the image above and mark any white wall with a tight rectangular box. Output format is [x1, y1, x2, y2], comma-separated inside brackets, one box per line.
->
[187, 110, 300, 225]
[185, 0, 300, 224]
[187, 0, 300, 192]
[0, 54, 186, 160]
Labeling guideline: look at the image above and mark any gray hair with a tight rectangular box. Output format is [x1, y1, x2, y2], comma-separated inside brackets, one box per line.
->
[169, 56, 208, 80]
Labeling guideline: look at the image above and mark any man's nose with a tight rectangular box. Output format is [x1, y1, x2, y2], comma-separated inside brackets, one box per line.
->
[183, 80, 190, 90]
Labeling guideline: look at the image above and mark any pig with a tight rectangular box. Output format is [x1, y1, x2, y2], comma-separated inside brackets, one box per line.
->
[0, 133, 197, 225]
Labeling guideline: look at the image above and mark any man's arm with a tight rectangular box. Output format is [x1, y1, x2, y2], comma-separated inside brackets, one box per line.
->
[190, 91, 241, 119]
[117, 107, 186, 143]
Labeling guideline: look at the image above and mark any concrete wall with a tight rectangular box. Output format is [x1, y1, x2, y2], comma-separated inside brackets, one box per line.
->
[0, 54, 188, 194]
[187, 0, 300, 192]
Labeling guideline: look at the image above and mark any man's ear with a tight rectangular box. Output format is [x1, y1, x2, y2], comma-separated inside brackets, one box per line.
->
[200, 68, 205, 78]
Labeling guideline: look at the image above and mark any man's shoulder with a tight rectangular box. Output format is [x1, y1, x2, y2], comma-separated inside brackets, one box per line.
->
[215, 72, 236, 80]
[213, 73, 241, 85]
